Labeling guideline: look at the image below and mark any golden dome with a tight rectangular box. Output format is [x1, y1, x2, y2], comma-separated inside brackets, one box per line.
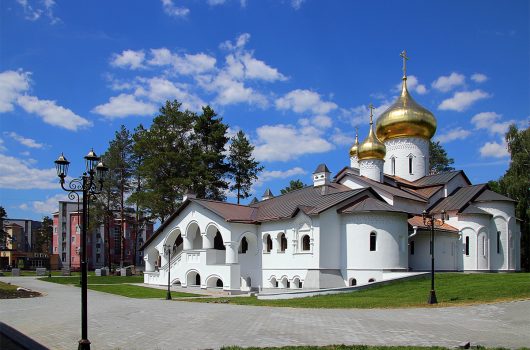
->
[349, 128, 359, 158]
[358, 106, 386, 161]
[375, 51, 437, 142]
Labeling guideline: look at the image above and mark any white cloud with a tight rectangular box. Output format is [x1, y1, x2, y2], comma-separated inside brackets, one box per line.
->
[291, 0, 305, 10]
[0, 153, 57, 189]
[479, 140, 509, 158]
[239, 53, 286, 82]
[161, 0, 190, 17]
[471, 73, 488, 83]
[253, 124, 334, 162]
[260, 167, 306, 182]
[135, 77, 206, 111]
[435, 127, 471, 143]
[207, 0, 227, 5]
[330, 128, 354, 145]
[0, 138, 6, 152]
[340, 102, 391, 127]
[438, 89, 490, 111]
[220, 33, 251, 51]
[276, 89, 337, 115]
[397, 75, 427, 95]
[471, 112, 513, 136]
[198, 71, 268, 107]
[17, 95, 92, 131]
[24, 194, 69, 214]
[92, 93, 157, 119]
[5, 131, 45, 148]
[111, 50, 146, 70]
[431, 72, 466, 92]
[147, 48, 217, 75]
[16, 0, 60, 23]
[0, 70, 31, 112]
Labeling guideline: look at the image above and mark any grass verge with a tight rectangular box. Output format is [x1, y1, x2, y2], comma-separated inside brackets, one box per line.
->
[190, 273, 530, 309]
[0, 281, 41, 299]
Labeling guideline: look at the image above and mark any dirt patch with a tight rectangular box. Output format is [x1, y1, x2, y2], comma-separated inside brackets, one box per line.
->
[0, 282, 42, 299]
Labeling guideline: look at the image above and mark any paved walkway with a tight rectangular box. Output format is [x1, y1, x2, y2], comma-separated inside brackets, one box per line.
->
[1, 277, 529, 350]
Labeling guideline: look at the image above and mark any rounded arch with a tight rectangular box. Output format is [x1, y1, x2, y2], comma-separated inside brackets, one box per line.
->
[301, 234, 310, 251]
[185, 221, 202, 250]
[163, 227, 182, 246]
[268, 275, 277, 288]
[368, 278, 375, 283]
[238, 232, 257, 255]
[184, 220, 201, 237]
[369, 231, 377, 251]
[186, 269, 201, 286]
[291, 276, 301, 289]
[263, 233, 273, 253]
[349, 278, 357, 286]
[241, 276, 252, 290]
[206, 275, 224, 288]
[279, 275, 289, 288]
[170, 277, 181, 286]
[277, 232, 288, 252]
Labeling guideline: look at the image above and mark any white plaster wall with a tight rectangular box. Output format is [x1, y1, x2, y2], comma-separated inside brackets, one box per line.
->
[448, 214, 491, 271]
[383, 137, 429, 181]
[443, 174, 470, 197]
[408, 233, 459, 271]
[230, 222, 261, 289]
[319, 209, 341, 269]
[345, 270, 384, 286]
[343, 212, 408, 270]
[340, 175, 394, 205]
[393, 197, 425, 215]
[359, 159, 384, 182]
[350, 156, 359, 169]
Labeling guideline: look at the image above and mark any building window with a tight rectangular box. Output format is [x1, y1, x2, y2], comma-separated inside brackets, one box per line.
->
[408, 156, 413, 175]
[482, 235, 487, 256]
[391, 157, 396, 176]
[368, 278, 376, 283]
[465, 236, 470, 256]
[214, 231, 225, 250]
[280, 233, 287, 252]
[350, 278, 357, 286]
[240, 237, 248, 254]
[301, 235, 310, 251]
[370, 232, 377, 251]
[265, 234, 272, 253]
[410, 240, 415, 255]
[497, 231, 501, 254]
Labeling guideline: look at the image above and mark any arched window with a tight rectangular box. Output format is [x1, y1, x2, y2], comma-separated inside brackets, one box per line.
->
[465, 236, 470, 256]
[391, 157, 396, 176]
[195, 274, 201, 286]
[408, 155, 413, 175]
[240, 237, 248, 254]
[497, 231, 501, 254]
[350, 278, 357, 286]
[173, 234, 183, 254]
[280, 233, 287, 252]
[301, 235, 310, 251]
[266, 234, 272, 253]
[482, 235, 487, 256]
[214, 231, 225, 250]
[370, 232, 377, 251]
[216, 279, 223, 288]
[368, 278, 375, 283]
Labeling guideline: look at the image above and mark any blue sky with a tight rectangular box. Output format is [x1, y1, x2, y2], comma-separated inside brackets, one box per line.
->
[1, 0, 528, 221]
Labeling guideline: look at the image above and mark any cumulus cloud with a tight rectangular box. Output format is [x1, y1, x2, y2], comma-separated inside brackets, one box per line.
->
[276, 89, 337, 115]
[396, 75, 427, 95]
[0, 70, 31, 112]
[134, 77, 206, 111]
[161, 0, 190, 17]
[16, 0, 60, 24]
[148, 49, 217, 75]
[435, 127, 471, 143]
[438, 89, 490, 111]
[291, 0, 305, 10]
[479, 140, 509, 158]
[299, 115, 333, 129]
[17, 95, 92, 131]
[23, 194, 69, 214]
[340, 102, 391, 127]
[471, 112, 513, 135]
[431, 72, 466, 92]
[111, 50, 146, 70]
[92, 94, 157, 119]
[0, 153, 57, 189]
[4, 132, 45, 148]
[260, 167, 306, 182]
[253, 124, 334, 162]
[330, 128, 355, 145]
[471, 73, 488, 83]
[0, 70, 91, 130]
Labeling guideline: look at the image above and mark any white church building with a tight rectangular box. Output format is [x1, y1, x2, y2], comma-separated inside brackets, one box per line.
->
[140, 55, 521, 292]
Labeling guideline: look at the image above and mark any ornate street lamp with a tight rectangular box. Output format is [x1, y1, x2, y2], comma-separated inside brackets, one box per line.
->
[163, 243, 172, 300]
[422, 209, 448, 305]
[55, 149, 108, 350]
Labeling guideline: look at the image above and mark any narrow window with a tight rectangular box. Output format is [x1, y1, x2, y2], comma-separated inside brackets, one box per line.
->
[350, 278, 357, 286]
[298, 280, 303, 288]
[408, 156, 413, 174]
[410, 240, 415, 255]
[266, 235, 272, 252]
[214, 231, 225, 250]
[370, 232, 377, 251]
[241, 237, 248, 254]
[465, 236, 469, 256]
[368, 278, 375, 283]
[280, 233, 287, 252]
[302, 235, 310, 251]
[482, 236, 487, 256]
[391, 157, 396, 175]
[497, 231, 501, 254]
[195, 274, 201, 286]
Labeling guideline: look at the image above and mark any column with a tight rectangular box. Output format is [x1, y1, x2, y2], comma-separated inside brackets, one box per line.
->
[183, 236, 192, 250]
[225, 241, 238, 264]
[202, 233, 214, 249]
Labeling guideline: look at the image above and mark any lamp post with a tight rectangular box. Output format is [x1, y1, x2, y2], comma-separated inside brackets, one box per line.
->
[55, 149, 108, 350]
[163, 243, 172, 300]
[422, 209, 448, 305]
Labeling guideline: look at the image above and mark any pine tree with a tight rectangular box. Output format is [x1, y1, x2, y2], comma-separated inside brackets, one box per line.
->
[35, 216, 53, 254]
[0, 206, 7, 249]
[228, 130, 263, 204]
[429, 141, 455, 174]
[280, 179, 306, 194]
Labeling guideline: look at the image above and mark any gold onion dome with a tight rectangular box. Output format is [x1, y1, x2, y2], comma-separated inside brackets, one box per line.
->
[375, 51, 437, 142]
[349, 128, 359, 157]
[358, 105, 386, 161]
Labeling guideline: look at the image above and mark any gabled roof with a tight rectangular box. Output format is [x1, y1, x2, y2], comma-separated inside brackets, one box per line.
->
[459, 204, 492, 216]
[354, 176, 427, 202]
[414, 185, 443, 198]
[191, 199, 257, 223]
[408, 215, 459, 232]
[411, 170, 470, 188]
[428, 184, 487, 213]
[313, 163, 330, 173]
[474, 189, 516, 203]
[339, 197, 407, 214]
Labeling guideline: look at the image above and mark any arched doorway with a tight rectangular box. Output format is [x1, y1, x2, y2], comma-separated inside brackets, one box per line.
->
[214, 231, 225, 250]
[187, 270, 201, 286]
[206, 276, 224, 288]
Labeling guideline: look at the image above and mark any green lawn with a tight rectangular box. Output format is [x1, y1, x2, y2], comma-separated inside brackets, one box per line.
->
[2, 270, 95, 277]
[190, 273, 530, 309]
[0, 281, 41, 299]
[87, 284, 199, 298]
[40, 275, 144, 285]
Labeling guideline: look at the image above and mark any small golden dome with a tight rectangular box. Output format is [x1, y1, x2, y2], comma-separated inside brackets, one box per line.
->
[375, 51, 437, 142]
[358, 106, 386, 161]
[349, 128, 359, 158]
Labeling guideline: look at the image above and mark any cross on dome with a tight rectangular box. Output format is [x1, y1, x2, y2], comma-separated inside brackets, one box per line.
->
[400, 50, 409, 78]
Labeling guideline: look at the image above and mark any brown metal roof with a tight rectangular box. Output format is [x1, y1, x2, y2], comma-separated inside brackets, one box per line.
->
[340, 197, 407, 214]
[474, 189, 516, 203]
[191, 199, 257, 223]
[414, 185, 443, 198]
[356, 176, 427, 202]
[408, 215, 459, 232]
[412, 170, 470, 187]
[428, 184, 487, 213]
[459, 204, 492, 216]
